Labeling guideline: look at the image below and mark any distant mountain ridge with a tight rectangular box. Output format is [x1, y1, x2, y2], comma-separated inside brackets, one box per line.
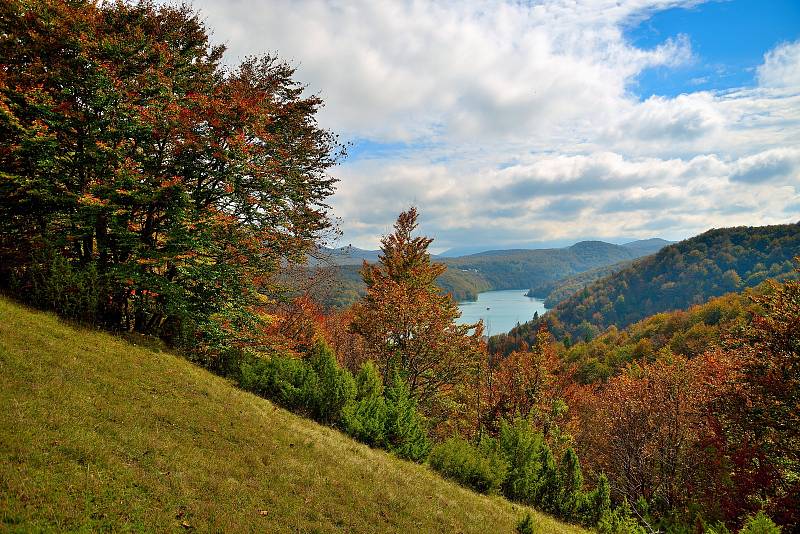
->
[621, 238, 673, 252]
[316, 246, 382, 266]
[439, 238, 672, 258]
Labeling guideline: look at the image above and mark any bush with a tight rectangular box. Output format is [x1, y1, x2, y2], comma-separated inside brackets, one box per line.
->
[580, 473, 611, 526]
[706, 523, 732, 534]
[499, 418, 546, 504]
[14, 251, 102, 322]
[239, 353, 314, 410]
[497, 418, 563, 512]
[495, 418, 605, 524]
[739, 511, 781, 534]
[305, 341, 356, 424]
[516, 512, 536, 534]
[241, 353, 433, 463]
[428, 436, 508, 495]
[342, 361, 388, 446]
[597, 500, 646, 534]
[383, 372, 430, 462]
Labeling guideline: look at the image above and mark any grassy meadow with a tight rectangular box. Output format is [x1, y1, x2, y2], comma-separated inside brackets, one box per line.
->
[0, 297, 586, 533]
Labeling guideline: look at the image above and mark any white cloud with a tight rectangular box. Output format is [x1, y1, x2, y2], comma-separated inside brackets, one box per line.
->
[612, 93, 724, 142]
[179, 0, 800, 249]
[730, 147, 800, 184]
[192, 0, 698, 141]
[758, 40, 800, 89]
[329, 149, 799, 249]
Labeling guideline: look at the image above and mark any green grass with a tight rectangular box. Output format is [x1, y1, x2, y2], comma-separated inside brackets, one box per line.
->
[0, 298, 587, 533]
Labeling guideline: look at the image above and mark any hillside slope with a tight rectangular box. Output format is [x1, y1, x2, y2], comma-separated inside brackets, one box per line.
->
[506, 223, 800, 342]
[527, 260, 634, 307]
[0, 298, 584, 533]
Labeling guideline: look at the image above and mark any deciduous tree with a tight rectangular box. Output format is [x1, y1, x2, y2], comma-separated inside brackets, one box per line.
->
[351, 208, 485, 423]
[0, 0, 342, 359]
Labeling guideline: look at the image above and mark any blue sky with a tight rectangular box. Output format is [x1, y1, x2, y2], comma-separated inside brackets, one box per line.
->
[627, 0, 800, 98]
[190, 0, 800, 252]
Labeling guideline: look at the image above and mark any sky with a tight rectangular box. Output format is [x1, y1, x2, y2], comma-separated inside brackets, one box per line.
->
[185, 0, 800, 252]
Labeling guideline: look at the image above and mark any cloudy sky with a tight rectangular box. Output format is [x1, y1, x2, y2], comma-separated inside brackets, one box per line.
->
[188, 0, 800, 253]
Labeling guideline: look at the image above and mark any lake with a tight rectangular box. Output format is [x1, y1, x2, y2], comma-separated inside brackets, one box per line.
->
[457, 289, 548, 336]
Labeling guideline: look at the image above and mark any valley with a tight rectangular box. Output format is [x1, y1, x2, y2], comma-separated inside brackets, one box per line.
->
[311, 238, 669, 310]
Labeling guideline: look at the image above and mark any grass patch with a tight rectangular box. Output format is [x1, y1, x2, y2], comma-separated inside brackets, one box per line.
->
[0, 297, 586, 533]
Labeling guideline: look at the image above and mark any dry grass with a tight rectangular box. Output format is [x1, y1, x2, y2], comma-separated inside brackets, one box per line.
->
[0, 297, 587, 533]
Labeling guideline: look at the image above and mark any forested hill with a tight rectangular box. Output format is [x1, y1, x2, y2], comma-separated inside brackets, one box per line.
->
[440, 239, 666, 291]
[502, 222, 800, 344]
[528, 260, 635, 308]
[311, 239, 666, 307]
[529, 238, 675, 307]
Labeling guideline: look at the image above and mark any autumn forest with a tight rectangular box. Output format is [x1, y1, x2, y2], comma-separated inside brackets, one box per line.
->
[0, 1, 798, 533]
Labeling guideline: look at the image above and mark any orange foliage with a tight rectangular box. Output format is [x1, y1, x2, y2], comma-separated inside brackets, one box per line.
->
[351, 208, 485, 430]
[576, 350, 739, 515]
[317, 307, 370, 372]
[257, 296, 324, 357]
[481, 325, 580, 454]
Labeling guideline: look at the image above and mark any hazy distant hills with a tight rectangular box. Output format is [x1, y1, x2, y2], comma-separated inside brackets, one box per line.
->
[441, 239, 669, 292]
[321, 239, 671, 267]
[620, 238, 673, 254]
[438, 238, 671, 258]
[309, 238, 670, 308]
[501, 222, 800, 344]
[314, 246, 382, 266]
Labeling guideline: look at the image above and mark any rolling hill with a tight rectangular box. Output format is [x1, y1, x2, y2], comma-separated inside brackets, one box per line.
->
[524, 245, 676, 309]
[560, 289, 756, 383]
[500, 222, 800, 344]
[442, 239, 668, 293]
[527, 260, 635, 308]
[0, 297, 584, 533]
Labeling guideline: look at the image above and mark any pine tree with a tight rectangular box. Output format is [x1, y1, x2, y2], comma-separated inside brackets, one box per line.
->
[535, 444, 561, 514]
[305, 341, 355, 424]
[739, 511, 782, 534]
[342, 361, 388, 446]
[557, 447, 585, 520]
[383, 372, 430, 462]
[581, 473, 611, 526]
[499, 418, 545, 503]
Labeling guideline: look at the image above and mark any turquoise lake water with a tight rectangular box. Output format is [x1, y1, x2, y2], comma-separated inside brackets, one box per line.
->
[456, 289, 548, 336]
